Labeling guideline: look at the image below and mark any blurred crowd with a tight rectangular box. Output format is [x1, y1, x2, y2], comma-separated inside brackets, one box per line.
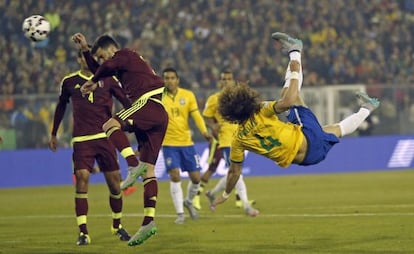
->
[1, 0, 414, 148]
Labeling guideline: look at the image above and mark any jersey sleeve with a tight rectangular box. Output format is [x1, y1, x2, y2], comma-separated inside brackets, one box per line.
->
[229, 138, 245, 163]
[82, 51, 100, 74]
[92, 51, 128, 82]
[108, 77, 131, 108]
[261, 101, 277, 117]
[51, 80, 70, 136]
[202, 94, 217, 118]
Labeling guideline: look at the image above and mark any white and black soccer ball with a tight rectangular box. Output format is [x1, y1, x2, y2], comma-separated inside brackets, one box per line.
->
[22, 15, 51, 42]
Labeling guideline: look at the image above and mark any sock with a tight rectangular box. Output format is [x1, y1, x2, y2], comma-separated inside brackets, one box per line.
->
[234, 175, 250, 209]
[75, 192, 88, 234]
[283, 51, 303, 90]
[170, 181, 184, 214]
[106, 127, 138, 167]
[186, 181, 200, 202]
[211, 175, 227, 195]
[142, 177, 158, 226]
[198, 182, 206, 195]
[338, 108, 370, 136]
[109, 192, 122, 229]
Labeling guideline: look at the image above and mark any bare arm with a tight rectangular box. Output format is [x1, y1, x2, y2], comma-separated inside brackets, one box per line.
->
[212, 161, 242, 207]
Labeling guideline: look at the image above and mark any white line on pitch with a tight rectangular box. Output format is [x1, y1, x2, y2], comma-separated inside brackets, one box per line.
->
[2, 212, 414, 220]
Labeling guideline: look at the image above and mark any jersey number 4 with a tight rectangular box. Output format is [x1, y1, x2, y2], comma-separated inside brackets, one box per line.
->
[254, 134, 281, 151]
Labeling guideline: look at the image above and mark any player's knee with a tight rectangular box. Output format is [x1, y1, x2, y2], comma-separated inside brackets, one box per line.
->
[103, 118, 120, 133]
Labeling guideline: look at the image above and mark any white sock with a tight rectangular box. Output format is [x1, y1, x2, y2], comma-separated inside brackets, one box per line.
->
[170, 181, 184, 214]
[338, 107, 370, 136]
[283, 51, 303, 90]
[235, 175, 250, 209]
[186, 181, 200, 202]
[210, 175, 227, 195]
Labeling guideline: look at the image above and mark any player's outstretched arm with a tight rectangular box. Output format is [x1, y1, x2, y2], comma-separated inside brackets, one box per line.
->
[212, 162, 242, 207]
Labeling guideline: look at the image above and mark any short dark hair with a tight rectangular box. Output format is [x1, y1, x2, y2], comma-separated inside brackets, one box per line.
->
[220, 68, 233, 75]
[91, 35, 119, 54]
[162, 67, 179, 78]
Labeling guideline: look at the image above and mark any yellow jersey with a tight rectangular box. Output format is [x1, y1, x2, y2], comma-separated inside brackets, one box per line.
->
[230, 101, 305, 168]
[203, 92, 238, 148]
[162, 88, 207, 146]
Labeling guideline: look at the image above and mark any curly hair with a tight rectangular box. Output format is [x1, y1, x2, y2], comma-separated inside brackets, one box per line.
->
[218, 82, 262, 124]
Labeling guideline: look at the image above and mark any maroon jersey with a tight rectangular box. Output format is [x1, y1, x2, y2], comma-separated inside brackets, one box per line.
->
[84, 49, 164, 102]
[51, 71, 131, 137]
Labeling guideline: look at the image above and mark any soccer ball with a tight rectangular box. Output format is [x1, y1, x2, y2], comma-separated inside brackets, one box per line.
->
[22, 15, 50, 42]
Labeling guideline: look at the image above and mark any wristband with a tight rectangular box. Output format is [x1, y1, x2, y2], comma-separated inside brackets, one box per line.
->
[290, 71, 300, 80]
[222, 191, 230, 199]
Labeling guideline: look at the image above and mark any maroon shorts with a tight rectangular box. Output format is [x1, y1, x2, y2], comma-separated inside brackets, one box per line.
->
[115, 100, 168, 164]
[72, 138, 119, 172]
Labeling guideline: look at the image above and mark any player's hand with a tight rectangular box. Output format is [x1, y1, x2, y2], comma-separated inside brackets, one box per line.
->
[48, 135, 58, 152]
[203, 132, 214, 143]
[211, 192, 230, 210]
[80, 80, 98, 96]
[72, 33, 89, 51]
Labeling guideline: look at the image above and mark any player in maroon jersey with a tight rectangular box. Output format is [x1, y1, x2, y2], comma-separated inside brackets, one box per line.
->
[72, 33, 168, 246]
[49, 49, 133, 245]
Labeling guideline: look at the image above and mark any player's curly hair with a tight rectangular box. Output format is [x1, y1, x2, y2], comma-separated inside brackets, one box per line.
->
[218, 82, 262, 124]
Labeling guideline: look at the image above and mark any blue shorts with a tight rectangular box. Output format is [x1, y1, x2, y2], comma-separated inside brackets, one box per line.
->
[162, 146, 202, 172]
[287, 106, 339, 166]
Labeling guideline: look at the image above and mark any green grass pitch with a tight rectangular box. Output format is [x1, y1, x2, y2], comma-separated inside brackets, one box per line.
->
[0, 169, 413, 254]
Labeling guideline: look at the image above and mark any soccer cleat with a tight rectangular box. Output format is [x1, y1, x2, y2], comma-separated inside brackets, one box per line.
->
[183, 199, 199, 220]
[111, 225, 131, 241]
[245, 206, 260, 217]
[76, 232, 91, 246]
[192, 195, 201, 210]
[175, 214, 185, 224]
[121, 165, 147, 190]
[356, 91, 380, 112]
[122, 185, 138, 196]
[128, 221, 158, 246]
[271, 32, 303, 53]
[235, 199, 256, 208]
[205, 190, 216, 211]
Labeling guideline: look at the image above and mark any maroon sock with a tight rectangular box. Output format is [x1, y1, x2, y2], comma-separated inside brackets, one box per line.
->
[142, 177, 158, 226]
[106, 128, 138, 167]
[75, 192, 88, 234]
[110, 193, 122, 229]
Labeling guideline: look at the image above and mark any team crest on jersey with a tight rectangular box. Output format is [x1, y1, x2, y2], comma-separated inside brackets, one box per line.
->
[179, 98, 186, 105]
[74, 84, 81, 89]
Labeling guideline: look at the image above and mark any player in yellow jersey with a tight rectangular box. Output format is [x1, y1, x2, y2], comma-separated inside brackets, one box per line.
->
[212, 32, 380, 208]
[161, 68, 212, 224]
[198, 70, 258, 216]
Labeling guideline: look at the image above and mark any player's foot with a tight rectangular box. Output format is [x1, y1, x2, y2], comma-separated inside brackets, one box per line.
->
[235, 199, 256, 208]
[245, 206, 260, 217]
[205, 190, 216, 210]
[192, 195, 201, 210]
[76, 232, 91, 246]
[111, 225, 131, 241]
[121, 165, 147, 190]
[183, 199, 199, 220]
[175, 214, 185, 224]
[271, 32, 303, 53]
[128, 221, 157, 246]
[123, 185, 138, 196]
[356, 91, 380, 112]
